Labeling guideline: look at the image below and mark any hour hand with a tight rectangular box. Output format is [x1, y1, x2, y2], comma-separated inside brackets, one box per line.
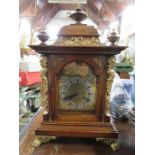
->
[63, 93, 78, 100]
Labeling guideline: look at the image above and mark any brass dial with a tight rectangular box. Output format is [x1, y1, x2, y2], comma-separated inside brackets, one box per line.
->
[58, 62, 96, 111]
[60, 76, 95, 110]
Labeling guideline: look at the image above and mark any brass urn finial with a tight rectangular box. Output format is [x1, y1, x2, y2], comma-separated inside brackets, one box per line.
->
[107, 29, 120, 46]
[70, 8, 87, 23]
[37, 28, 49, 45]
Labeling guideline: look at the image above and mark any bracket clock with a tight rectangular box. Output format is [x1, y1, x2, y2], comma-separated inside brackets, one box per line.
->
[30, 9, 127, 147]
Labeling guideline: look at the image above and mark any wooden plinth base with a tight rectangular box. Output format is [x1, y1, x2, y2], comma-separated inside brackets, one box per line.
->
[35, 122, 118, 138]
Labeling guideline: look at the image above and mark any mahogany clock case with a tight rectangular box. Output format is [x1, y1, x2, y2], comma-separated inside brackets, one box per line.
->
[29, 45, 126, 138]
[29, 7, 126, 139]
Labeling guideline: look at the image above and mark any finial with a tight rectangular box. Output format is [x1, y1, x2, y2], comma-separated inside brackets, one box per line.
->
[107, 29, 120, 46]
[37, 28, 49, 45]
[70, 8, 87, 23]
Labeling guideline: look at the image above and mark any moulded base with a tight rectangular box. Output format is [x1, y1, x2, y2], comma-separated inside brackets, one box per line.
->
[35, 121, 118, 138]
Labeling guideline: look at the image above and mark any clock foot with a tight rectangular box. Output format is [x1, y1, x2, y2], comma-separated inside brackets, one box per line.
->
[96, 138, 119, 151]
[33, 136, 56, 148]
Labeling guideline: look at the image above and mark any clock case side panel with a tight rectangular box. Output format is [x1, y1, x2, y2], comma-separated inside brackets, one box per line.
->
[41, 55, 56, 121]
[49, 55, 106, 123]
[102, 56, 111, 122]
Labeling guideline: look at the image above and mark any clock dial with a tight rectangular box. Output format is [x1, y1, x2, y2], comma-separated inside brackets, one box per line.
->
[59, 62, 96, 111]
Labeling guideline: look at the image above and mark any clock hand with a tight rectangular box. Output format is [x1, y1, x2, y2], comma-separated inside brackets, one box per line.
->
[63, 93, 78, 101]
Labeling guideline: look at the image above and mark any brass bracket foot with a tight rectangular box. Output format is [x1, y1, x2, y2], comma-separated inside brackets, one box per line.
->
[33, 136, 56, 148]
[96, 138, 119, 151]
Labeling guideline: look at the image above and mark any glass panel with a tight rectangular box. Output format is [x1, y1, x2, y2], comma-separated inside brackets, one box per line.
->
[58, 61, 96, 112]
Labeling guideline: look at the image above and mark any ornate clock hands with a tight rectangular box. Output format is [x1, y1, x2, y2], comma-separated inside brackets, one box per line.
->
[60, 76, 96, 110]
[63, 93, 78, 101]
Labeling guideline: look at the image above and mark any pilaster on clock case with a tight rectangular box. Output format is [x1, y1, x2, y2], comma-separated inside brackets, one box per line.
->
[29, 9, 127, 139]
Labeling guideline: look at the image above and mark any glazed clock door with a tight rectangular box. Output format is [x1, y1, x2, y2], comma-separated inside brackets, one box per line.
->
[53, 56, 104, 122]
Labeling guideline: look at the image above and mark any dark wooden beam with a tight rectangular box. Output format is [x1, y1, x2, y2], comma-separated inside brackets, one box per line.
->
[32, 4, 59, 30]
[19, 0, 31, 12]
[87, 0, 100, 17]
[19, 0, 134, 32]
[20, 0, 36, 16]
[83, 6, 99, 24]
[102, 1, 119, 17]
[86, 0, 112, 30]
[82, 5, 108, 31]
[100, 1, 117, 22]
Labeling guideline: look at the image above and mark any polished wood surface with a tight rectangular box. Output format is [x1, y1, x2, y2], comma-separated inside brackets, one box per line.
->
[58, 23, 99, 37]
[29, 45, 126, 138]
[35, 124, 118, 138]
[29, 45, 127, 55]
[19, 109, 135, 155]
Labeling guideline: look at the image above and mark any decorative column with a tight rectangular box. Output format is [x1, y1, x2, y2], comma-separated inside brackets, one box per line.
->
[105, 56, 116, 115]
[40, 55, 48, 107]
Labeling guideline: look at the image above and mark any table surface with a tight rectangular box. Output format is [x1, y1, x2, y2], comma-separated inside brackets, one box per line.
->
[19, 109, 135, 155]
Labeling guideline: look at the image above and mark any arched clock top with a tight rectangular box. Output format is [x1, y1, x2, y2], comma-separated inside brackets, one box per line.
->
[54, 56, 103, 77]
[58, 61, 97, 112]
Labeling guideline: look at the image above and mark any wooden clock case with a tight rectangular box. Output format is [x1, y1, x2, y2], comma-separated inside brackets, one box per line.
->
[29, 9, 127, 140]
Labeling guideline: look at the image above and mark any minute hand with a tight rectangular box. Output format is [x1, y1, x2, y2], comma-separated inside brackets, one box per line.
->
[63, 93, 78, 100]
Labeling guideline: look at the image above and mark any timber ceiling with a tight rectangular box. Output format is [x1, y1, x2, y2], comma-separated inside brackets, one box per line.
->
[19, 0, 134, 31]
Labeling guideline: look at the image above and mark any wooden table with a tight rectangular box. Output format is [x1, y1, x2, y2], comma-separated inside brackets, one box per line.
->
[19, 109, 135, 155]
